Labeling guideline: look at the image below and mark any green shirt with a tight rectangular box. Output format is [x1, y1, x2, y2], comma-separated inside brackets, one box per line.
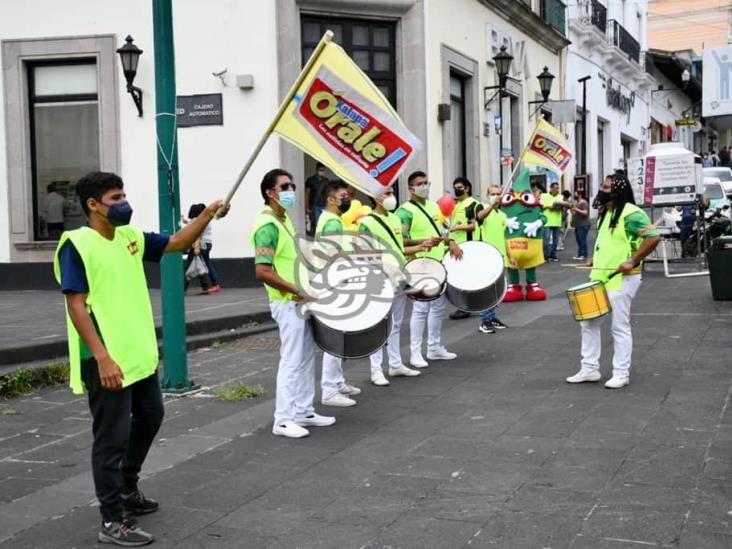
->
[541, 192, 563, 227]
[396, 208, 414, 238]
[624, 211, 660, 238]
[253, 223, 279, 265]
[322, 219, 343, 235]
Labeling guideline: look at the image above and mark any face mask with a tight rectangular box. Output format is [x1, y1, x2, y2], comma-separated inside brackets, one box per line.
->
[317, 169, 326, 177]
[488, 195, 499, 205]
[338, 197, 351, 214]
[382, 195, 397, 211]
[595, 190, 612, 206]
[103, 201, 133, 226]
[454, 188, 465, 198]
[278, 191, 296, 210]
[414, 184, 430, 198]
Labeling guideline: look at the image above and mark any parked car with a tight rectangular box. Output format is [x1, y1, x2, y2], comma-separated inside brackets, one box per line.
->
[704, 177, 731, 214]
[703, 167, 732, 197]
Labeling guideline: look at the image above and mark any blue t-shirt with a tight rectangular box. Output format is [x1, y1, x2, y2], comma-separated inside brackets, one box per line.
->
[59, 232, 170, 294]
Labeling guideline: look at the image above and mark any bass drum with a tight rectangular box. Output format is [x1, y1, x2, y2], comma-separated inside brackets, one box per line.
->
[442, 241, 506, 312]
[403, 257, 447, 302]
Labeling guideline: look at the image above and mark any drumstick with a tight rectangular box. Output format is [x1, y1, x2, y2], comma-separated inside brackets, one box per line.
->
[561, 264, 616, 270]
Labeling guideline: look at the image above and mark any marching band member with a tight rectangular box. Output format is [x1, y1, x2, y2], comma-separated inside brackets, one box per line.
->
[566, 173, 660, 389]
[316, 181, 362, 407]
[359, 187, 429, 386]
[448, 177, 481, 320]
[251, 169, 335, 437]
[397, 171, 463, 368]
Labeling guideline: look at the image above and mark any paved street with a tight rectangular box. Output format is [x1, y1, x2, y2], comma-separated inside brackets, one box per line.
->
[1, 260, 731, 548]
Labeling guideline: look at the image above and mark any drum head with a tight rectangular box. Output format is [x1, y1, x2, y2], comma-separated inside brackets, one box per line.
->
[310, 279, 394, 332]
[404, 257, 447, 298]
[443, 241, 504, 291]
[567, 281, 601, 292]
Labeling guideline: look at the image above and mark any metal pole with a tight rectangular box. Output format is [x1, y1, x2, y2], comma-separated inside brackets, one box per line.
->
[578, 76, 591, 176]
[499, 89, 504, 187]
[153, 0, 196, 394]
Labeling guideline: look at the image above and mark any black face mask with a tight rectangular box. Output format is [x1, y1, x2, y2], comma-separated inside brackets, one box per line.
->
[102, 201, 133, 226]
[454, 188, 465, 197]
[595, 191, 612, 206]
[338, 198, 351, 214]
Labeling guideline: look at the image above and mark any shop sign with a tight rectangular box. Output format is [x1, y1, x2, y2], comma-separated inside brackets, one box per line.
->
[606, 79, 635, 122]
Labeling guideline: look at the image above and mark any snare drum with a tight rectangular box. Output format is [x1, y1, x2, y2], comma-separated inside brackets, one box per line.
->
[403, 257, 447, 301]
[566, 281, 611, 321]
[442, 241, 506, 312]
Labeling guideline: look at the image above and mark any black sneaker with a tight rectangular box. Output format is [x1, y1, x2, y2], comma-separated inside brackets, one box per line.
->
[449, 310, 471, 320]
[98, 521, 153, 546]
[478, 321, 496, 334]
[122, 490, 159, 516]
[490, 318, 507, 330]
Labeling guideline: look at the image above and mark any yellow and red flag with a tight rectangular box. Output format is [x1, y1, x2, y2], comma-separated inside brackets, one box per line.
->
[272, 37, 421, 197]
[520, 119, 573, 176]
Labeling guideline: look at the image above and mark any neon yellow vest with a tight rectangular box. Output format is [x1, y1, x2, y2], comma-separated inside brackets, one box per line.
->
[591, 203, 643, 291]
[450, 196, 480, 244]
[541, 193, 562, 227]
[358, 211, 406, 261]
[53, 226, 159, 395]
[398, 200, 445, 260]
[480, 208, 508, 260]
[315, 210, 343, 236]
[251, 207, 299, 302]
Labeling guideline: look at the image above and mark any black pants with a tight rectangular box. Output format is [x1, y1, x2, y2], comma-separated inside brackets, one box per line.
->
[201, 243, 219, 286]
[81, 359, 164, 522]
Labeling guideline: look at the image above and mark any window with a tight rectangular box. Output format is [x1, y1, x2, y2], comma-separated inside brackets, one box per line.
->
[28, 60, 101, 240]
[449, 73, 467, 179]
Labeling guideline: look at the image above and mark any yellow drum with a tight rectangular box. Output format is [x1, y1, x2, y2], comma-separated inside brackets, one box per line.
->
[566, 281, 611, 321]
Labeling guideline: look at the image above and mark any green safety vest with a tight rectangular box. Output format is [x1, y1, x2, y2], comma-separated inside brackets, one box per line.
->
[450, 197, 480, 244]
[480, 208, 508, 260]
[315, 209, 343, 236]
[53, 226, 159, 395]
[398, 200, 446, 260]
[251, 207, 299, 303]
[591, 203, 643, 291]
[541, 193, 563, 227]
[358, 211, 405, 261]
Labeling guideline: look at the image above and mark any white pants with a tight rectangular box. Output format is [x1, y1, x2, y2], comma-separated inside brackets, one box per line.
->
[580, 275, 641, 378]
[410, 293, 448, 356]
[269, 301, 316, 423]
[370, 294, 407, 374]
[321, 352, 345, 399]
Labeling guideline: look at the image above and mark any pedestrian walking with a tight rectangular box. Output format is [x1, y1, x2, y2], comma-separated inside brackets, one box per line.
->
[183, 204, 213, 295]
[571, 191, 590, 261]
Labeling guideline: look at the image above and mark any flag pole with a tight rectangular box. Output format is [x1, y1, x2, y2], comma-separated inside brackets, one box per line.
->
[222, 30, 334, 208]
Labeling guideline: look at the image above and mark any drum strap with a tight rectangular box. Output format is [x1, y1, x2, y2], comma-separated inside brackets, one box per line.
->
[263, 212, 296, 242]
[368, 213, 402, 250]
[409, 200, 442, 237]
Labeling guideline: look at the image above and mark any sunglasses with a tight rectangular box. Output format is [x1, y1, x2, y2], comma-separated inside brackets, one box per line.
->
[277, 182, 297, 191]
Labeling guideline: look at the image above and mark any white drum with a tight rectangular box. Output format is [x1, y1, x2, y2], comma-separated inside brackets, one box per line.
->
[442, 241, 506, 312]
[403, 257, 447, 301]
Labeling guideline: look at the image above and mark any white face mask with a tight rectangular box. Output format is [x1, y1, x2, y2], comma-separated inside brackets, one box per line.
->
[414, 184, 430, 198]
[488, 195, 499, 205]
[382, 195, 398, 211]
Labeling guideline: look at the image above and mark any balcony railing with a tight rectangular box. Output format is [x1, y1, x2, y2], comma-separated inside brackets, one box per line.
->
[541, 0, 567, 36]
[609, 19, 640, 63]
[590, 0, 607, 34]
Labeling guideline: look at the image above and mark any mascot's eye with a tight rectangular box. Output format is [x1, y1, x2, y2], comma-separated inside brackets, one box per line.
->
[501, 194, 516, 206]
[519, 193, 538, 206]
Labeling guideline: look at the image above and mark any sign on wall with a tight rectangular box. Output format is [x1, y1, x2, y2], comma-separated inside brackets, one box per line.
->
[703, 45, 732, 117]
[176, 94, 223, 127]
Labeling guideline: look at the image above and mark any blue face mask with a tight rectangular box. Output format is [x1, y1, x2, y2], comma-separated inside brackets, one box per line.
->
[278, 191, 296, 210]
[103, 201, 133, 226]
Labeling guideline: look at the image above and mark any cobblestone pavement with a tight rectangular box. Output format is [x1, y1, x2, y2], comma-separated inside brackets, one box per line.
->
[1, 261, 731, 548]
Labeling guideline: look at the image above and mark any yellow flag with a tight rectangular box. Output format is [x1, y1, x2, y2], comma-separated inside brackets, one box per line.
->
[520, 119, 573, 176]
[273, 39, 422, 197]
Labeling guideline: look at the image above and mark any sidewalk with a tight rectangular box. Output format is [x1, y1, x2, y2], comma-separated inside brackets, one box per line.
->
[1, 259, 731, 547]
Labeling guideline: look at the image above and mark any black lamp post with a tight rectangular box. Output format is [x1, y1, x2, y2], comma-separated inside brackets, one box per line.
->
[537, 66, 555, 102]
[484, 45, 514, 186]
[117, 35, 144, 117]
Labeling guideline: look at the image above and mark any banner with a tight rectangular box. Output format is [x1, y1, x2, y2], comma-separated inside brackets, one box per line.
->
[703, 45, 732, 117]
[273, 41, 421, 196]
[520, 119, 573, 176]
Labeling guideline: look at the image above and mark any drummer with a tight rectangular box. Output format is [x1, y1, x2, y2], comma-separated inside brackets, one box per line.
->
[315, 180, 362, 407]
[251, 169, 335, 438]
[565, 173, 660, 389]
[397, 171, 463, 368]
[359, 187, 430, 386]
[475, 184, 515, 334]
[448, 177, 482, 320]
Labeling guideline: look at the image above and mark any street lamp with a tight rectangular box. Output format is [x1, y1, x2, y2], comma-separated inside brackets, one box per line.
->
[484, 45, 514, 186]
[537, 66, 555, 102]
[117, 35, 144, 117]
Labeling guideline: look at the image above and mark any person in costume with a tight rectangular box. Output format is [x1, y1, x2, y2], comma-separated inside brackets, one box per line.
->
[502, 168, 548, 301]
[54, 171, 229, 547]
[448, 177, 482, 320]
[252, 169, 336, 437]
[475, 184, 515, 333]
[359, 186, 430, 385]
[316, 181, 362, 407]
[566, 173, 660, 389]
[397, 171, 463, 367]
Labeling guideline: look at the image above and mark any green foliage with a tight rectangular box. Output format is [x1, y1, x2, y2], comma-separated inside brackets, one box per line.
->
[214, 381, 265, 402]
[2, 408, 21, 416]
[0, 363, 70, 399]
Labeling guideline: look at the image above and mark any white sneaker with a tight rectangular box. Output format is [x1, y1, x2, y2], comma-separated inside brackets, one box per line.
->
[605, 375, 630, 389]
[565, 370, 602, 383]
[410, 354, 429, 368]
[294, 413, 336, 427]
[322, 393, 357, 407]
[389, 365, 421, 377]
[426, 347, 457, 360]
[339, 384, 361, 396]
[272, 420, 309, 438]
[371, 371, 390, 386]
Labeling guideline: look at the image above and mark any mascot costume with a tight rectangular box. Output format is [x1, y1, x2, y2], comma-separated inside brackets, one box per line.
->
[501, 168, 548, 301]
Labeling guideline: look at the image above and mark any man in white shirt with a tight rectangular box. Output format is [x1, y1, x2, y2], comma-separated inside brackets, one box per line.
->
[43, 183, 66, 239]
